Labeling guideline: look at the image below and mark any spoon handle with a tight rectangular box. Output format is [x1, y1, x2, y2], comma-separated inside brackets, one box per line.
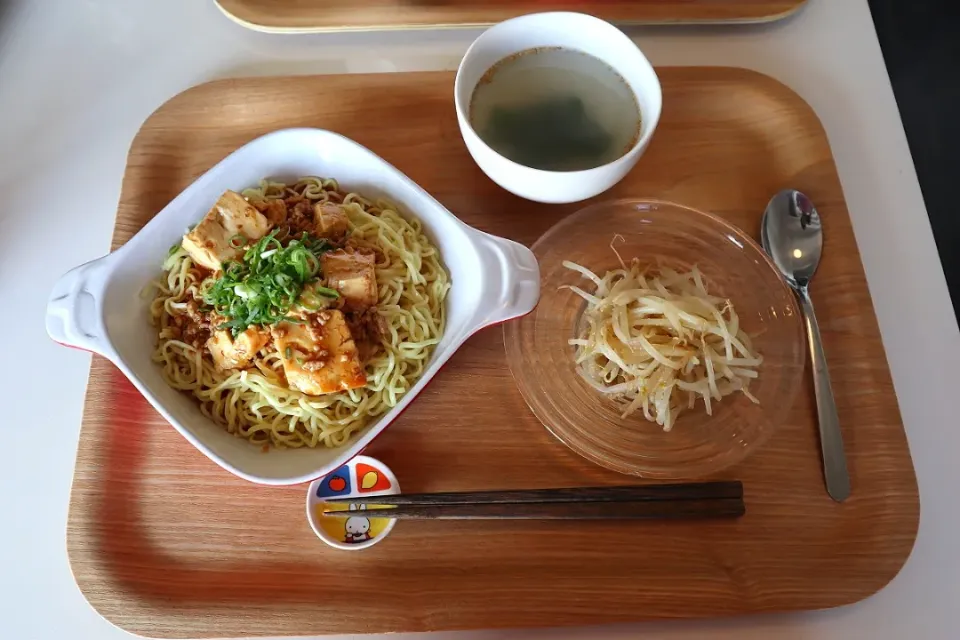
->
[798, 290, 851, 502]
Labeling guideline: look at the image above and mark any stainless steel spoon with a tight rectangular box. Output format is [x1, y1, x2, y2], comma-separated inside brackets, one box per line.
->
[761, 190, 850, 502]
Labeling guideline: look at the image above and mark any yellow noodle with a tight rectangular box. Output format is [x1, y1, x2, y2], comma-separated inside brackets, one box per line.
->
[150, 177, 450, 448]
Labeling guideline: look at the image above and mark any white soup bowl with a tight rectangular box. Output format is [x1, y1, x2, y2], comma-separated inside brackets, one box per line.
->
[454, 12, 662, 204]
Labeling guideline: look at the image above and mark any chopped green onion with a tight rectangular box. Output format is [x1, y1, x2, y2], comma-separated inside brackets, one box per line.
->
[229, 233, 247, 249]
[284, 346, 292, 359]
[202, 227, 337, 336]
[168, 242, 181, 256]
[313, 286, 340, 298]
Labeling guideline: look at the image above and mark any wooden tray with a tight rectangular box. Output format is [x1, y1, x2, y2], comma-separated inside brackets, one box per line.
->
[215, 0, 809, 32]
[68, 68, 919, 638]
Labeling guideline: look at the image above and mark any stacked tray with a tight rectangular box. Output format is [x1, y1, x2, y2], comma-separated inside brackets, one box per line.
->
[216, 0, 809, 32]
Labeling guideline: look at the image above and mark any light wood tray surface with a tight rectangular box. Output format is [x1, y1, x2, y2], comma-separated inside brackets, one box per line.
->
[67, 67, 918, 638]
[215, 0, 809, 31]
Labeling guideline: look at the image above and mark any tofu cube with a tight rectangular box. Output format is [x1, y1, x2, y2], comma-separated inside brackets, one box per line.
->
[313, 203, 349, 240]
[181, 190, 271, 271]
[321, 249, 378, 311]
[271, 310, 366, 396]
[207, 327, 270, 371]
[253, 198, 288, 227]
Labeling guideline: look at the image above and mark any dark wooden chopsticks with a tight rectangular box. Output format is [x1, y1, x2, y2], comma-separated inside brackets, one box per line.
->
[321, 481, 744, 520]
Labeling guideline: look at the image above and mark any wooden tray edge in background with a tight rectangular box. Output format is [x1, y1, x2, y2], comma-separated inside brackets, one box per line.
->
[214, 0, 809, 33]
[66, 67, 919, 638]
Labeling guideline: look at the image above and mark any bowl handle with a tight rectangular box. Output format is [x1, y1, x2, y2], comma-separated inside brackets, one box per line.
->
[472, 231, 541, 327]
[46, 256, 114, 357]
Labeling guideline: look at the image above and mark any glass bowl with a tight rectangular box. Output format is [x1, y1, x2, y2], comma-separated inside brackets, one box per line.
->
[503, 199, 805, 478]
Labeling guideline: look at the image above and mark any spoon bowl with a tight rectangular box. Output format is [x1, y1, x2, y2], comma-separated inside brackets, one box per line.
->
[761, 190, 823, 289]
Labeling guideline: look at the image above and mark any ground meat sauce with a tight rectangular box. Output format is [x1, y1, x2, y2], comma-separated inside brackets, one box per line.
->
[347, 308, 388, 361]
[283, 196, 316, 236]
[177, 300, 214, 348]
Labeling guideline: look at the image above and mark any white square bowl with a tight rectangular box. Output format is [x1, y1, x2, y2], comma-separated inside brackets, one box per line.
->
[46, 128, 540, 485]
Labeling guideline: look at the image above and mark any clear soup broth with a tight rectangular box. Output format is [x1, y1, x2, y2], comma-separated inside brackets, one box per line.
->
[469, 47, 641, 172]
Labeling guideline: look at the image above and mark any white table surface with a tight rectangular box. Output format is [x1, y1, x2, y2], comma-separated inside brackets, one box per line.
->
[2, 0, 958, 638]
